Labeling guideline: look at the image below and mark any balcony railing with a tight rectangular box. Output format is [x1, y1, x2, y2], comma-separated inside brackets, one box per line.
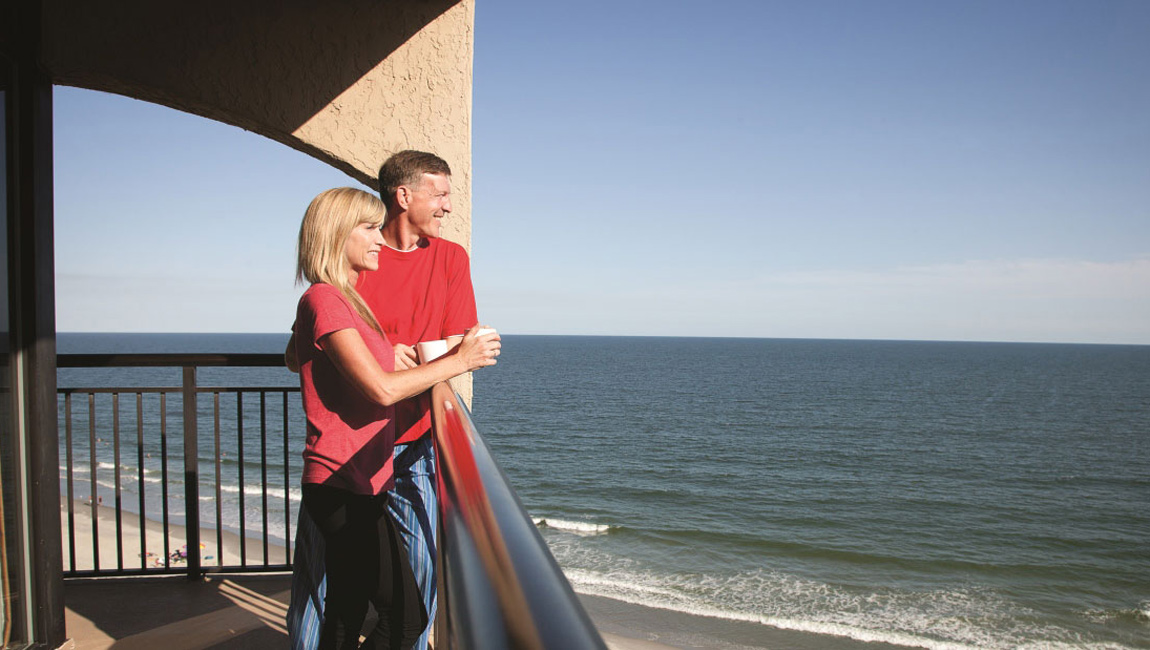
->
[58, 353, 297, 577]
[57, 353, 606, 648]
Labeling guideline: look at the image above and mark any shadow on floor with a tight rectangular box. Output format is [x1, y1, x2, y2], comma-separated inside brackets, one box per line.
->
[65, 573, 292, 649]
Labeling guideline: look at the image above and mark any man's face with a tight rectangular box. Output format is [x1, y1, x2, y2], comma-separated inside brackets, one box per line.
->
[404, 173, 452, 239]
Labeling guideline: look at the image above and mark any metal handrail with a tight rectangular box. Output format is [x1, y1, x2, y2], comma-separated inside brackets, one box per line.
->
[430, 382, 607, 650]
[59, 352, 287, 368]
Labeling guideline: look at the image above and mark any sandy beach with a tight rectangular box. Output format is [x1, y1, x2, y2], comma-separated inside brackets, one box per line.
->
[60, 497, 288, 573]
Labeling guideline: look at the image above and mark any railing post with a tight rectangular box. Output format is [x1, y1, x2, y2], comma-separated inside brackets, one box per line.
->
[182, 366, 201, 578]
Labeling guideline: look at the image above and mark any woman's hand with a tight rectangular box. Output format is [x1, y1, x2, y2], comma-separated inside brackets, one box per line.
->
[454, 324, 500, 372]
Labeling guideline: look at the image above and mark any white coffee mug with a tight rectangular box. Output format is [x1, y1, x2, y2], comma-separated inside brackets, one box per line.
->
[416, 339, 449, 364]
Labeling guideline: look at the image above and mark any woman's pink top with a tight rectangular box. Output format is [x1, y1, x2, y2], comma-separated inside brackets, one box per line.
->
[295, 283, 395, 495]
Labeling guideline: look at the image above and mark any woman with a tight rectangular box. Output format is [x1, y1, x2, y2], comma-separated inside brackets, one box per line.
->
[294, 187, 498, 649]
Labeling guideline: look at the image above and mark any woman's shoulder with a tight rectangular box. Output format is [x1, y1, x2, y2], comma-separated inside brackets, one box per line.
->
[298, 283, 366, 343]
[298, 283, 352, 316]
[301, 282, 344, 301]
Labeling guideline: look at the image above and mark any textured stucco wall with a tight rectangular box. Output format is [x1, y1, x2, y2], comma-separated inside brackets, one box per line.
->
[41, 0, 478, 402]
[292, 1, 475, 251]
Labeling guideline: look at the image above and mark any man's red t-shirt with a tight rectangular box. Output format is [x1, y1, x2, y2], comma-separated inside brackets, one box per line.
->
[296, 283, 396, 495]
[356, 237, 478, 444]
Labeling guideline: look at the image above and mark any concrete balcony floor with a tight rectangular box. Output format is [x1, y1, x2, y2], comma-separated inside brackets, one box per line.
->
[65, 574, 295, 649]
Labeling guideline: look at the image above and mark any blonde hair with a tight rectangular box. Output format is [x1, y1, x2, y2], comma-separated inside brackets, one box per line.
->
[296, 187, 386, 333]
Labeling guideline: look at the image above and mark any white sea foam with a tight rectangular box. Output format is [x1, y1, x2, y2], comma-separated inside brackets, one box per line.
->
[63, 462, 300, 502]
[559, 566, 1120, 650]
[532, 517, 610, 534]
[206, 483, 300, 501]
[80, 478, 126, 493]
[65, 464, 166, 486]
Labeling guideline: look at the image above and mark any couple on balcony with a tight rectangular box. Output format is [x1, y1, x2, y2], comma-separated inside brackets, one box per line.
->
[286, 151, 499, 649]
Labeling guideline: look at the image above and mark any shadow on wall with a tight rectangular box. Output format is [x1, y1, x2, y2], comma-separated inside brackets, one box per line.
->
[40, 0, 459, 154]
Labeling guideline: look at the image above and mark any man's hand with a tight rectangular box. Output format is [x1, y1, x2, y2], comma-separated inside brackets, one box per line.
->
[394, 343, 418, 370]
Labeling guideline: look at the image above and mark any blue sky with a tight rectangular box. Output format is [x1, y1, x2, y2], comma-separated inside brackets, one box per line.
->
[54, 0, 1149, 343]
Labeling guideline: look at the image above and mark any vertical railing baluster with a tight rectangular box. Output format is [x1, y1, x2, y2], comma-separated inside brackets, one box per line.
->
[182, 367, 201, 578]
[214, 393, 223, 566]
[283, 391, 291, 563]
[237, 392, 246, 566]
[261, 391, 269, 565]
[137, 393, 146, 570]
[88, 393, 99, 571]
[113, 393, 123, 570]
[65, 392, 76, 572]
[160, 392, 170, 568]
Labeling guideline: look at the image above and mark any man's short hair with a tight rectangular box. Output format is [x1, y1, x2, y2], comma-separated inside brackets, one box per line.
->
[377, 150, 452, 209]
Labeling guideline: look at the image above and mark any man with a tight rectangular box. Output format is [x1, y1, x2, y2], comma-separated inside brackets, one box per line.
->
[288, 150, 478, 650]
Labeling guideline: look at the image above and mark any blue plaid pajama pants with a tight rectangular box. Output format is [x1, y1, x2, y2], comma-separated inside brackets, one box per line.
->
[287, 437, 439, 650]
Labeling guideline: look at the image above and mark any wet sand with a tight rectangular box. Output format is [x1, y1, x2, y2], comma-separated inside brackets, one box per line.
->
[579, 593, 916, 650]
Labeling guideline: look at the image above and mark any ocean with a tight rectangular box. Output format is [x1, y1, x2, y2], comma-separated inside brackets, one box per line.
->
[57, 334, 1150, 649]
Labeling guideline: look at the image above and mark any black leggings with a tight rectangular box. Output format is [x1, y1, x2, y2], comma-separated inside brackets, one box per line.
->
[302, 484, 426, 650]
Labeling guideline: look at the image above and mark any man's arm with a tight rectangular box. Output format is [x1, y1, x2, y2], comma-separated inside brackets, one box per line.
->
[444, 335, 467, 393]
[441, 244, 479, 338]
[442, 245, 479, 394]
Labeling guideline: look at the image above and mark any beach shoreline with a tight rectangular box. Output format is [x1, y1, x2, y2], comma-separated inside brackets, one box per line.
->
[578, 593, 917, 650]
[60, 497, 289, 573]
